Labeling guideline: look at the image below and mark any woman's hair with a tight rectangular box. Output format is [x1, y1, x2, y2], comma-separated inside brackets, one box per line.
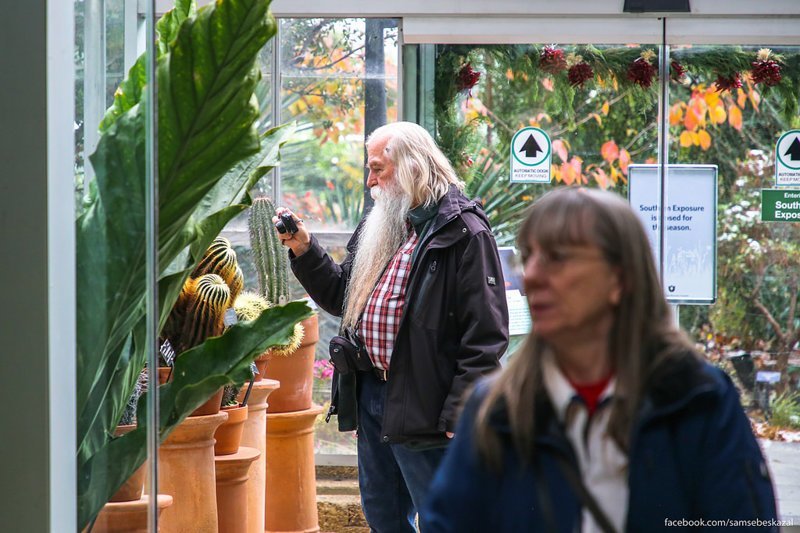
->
[474, 187, 696, 470]
[367, 122, 464, 207]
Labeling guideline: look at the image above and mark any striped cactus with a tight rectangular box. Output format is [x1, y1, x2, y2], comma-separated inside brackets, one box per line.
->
[177, 274, 230, 353]
[249, 197, 290, 306]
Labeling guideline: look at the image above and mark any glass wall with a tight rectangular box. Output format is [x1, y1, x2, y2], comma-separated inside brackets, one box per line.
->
[226, 17, 400, 457]
[439, 42, 800, 401]
[73, 0, 157, 530]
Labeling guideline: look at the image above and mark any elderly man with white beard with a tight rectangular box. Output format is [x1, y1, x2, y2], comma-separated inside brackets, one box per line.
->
[275, 121, 509, 532]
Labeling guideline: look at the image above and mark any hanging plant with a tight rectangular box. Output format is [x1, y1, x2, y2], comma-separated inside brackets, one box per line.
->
[627, 50, 657, 88]
[456, 62, 481, 95]
[751, 48, 782, 87]
[715, 71, 743, 92]
[540, 46, 567, 74]
[670, 60, 687, 82]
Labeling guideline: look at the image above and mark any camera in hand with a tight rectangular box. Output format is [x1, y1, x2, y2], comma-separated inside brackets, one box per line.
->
[275, 212, 299, 235]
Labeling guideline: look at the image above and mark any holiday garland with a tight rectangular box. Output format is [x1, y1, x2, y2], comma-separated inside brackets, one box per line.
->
[435, 44, 800, 168]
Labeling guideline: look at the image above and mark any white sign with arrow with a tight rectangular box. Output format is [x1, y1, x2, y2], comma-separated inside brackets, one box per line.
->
[510, 127, 551, 184]
[775, 129, 800, 186]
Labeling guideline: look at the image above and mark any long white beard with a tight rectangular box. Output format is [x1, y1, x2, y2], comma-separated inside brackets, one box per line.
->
[341, 184, 411, 330]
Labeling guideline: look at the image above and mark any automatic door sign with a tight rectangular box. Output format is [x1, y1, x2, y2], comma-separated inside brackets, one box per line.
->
[510, 127, 551, 183]
[775, 129, 800, 186]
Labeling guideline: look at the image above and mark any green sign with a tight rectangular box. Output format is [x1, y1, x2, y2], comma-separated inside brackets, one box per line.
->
[761, 189, 800, 221]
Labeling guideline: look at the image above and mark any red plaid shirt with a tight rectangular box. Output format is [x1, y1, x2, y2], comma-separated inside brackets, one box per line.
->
[358, 231, 419, 372]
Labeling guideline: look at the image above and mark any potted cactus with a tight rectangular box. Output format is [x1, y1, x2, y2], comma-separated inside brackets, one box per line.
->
[249, 197, 319, 412]
[162, 236, 247, 415]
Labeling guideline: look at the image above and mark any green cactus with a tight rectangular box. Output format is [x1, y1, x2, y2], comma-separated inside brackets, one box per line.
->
[175, 273, 230, 354]
[234, 291, 272, 322]
[249, 197, 290, 306]
[192, 236, 243, 303]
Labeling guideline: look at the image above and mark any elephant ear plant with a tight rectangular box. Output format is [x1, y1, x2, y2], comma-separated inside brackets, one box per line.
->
[75, 0, 308, 529]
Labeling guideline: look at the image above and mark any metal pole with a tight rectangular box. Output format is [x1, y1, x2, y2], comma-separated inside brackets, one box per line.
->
[145, 0, 160, 530]
[657, 18, 679, 326]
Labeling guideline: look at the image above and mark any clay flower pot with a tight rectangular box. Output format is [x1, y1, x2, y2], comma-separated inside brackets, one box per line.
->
[191, 387, 224, 417]
[158, 366, 173, 385]
[109, 425, 146, 502]
[214, 404, 249, 455]
[253, 349, 272, 382]
[265, 314, 319, 413]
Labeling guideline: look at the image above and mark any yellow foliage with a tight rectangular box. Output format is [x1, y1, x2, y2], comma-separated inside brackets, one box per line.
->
[601, 101, 610, 116]
[710, 105, 727, 125]
[669, 104, 684, 126]
[698, 129, 712, 150]
[679, 130, 693, 147]
[728, 105, 743, 131]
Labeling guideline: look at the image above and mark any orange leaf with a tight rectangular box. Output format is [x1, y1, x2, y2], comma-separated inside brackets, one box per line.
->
[552, 139, 569, 163]
[703, 90, 720, 108]
[669, 104, 684, 126]
[679, 131, 693, 147]
[559, 163, 574, 185]
[728, 105, 743, 131]
[698, 129, 712, 150]
[684, 107, 700, 131]
[619, 149, 631, 174]
[748, 89, 760, 112]
[542, 78, 554, 92]
[737, 88, 747, 109]
[593, 169, 609, 189]
[506, 69, 514, 81]
[601, 101, 610, 116]
[601, 140, 619, 163]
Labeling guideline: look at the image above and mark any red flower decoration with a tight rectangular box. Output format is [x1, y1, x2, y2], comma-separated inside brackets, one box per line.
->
[567, 62, 594, 87]
[714, 72, 743, 93]
[751, 59, 782, 87]
[670, 60, 686, 81]
[456, 62, 481, 95]
[540, 46, 567, 74]
[627, 57, 657, 88]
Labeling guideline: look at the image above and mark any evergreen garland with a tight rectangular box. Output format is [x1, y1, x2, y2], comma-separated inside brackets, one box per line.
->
[435, 44, 800, 173]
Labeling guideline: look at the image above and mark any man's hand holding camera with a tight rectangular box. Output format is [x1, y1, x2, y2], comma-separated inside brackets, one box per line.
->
[273, 208, 311, 257]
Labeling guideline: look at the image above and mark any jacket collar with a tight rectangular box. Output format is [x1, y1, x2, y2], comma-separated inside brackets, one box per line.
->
[541, 350, 616, 424]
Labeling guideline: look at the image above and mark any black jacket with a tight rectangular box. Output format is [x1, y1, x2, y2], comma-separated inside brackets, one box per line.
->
[290, 186, 509, 445]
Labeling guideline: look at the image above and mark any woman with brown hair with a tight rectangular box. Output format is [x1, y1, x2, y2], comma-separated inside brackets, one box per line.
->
[420, 187, 777, 532]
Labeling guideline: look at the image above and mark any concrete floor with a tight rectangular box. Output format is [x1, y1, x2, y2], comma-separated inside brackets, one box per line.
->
[761, 440, 800, 530]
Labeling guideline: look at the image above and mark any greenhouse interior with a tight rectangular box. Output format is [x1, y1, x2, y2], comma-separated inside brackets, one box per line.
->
[3, 0, 800, 531]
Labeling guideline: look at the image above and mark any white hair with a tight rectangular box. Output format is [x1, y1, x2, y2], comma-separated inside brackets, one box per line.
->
[367, 122, 464, 208]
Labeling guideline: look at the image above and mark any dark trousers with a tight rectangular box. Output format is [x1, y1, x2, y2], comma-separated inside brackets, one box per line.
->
[357, 370, 447, 533]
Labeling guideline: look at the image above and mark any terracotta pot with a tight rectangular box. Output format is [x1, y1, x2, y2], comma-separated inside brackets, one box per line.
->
[214, 404, 249, 455]
[191, 387, 224, 416]
[109, 425, 146, 502]
[265, 404, 324, 533]
[265, 314, 319, 413]
[155, 411, 228, 533]
[89, 494, 173, 533]
[158, 366, 172, 385]
[253, 349, 272, 382]
[215, 446, 260, 533]
[237, 379, 280, 533]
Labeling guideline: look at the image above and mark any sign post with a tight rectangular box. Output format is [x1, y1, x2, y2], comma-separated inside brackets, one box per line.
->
[761, 189, 800, 222]
[628, 164, 717, 304]
[510, 127, 551, 183]
[775, 129, 800, 186]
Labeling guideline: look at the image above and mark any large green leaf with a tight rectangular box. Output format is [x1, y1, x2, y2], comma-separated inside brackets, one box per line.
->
[77, 302, 312, 526]
[76, 0, 284, 528]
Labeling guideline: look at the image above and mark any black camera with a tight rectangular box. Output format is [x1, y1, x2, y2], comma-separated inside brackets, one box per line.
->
[275, 212, 299, 235]
[329, 329, 373, 375]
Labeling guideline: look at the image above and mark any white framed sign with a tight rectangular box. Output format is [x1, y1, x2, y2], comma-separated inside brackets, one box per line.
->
[510, 127, 551, 183]
[628, 164, 717, 304]
[775, 129, 800, 186]
[497, 247, 532, 336]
